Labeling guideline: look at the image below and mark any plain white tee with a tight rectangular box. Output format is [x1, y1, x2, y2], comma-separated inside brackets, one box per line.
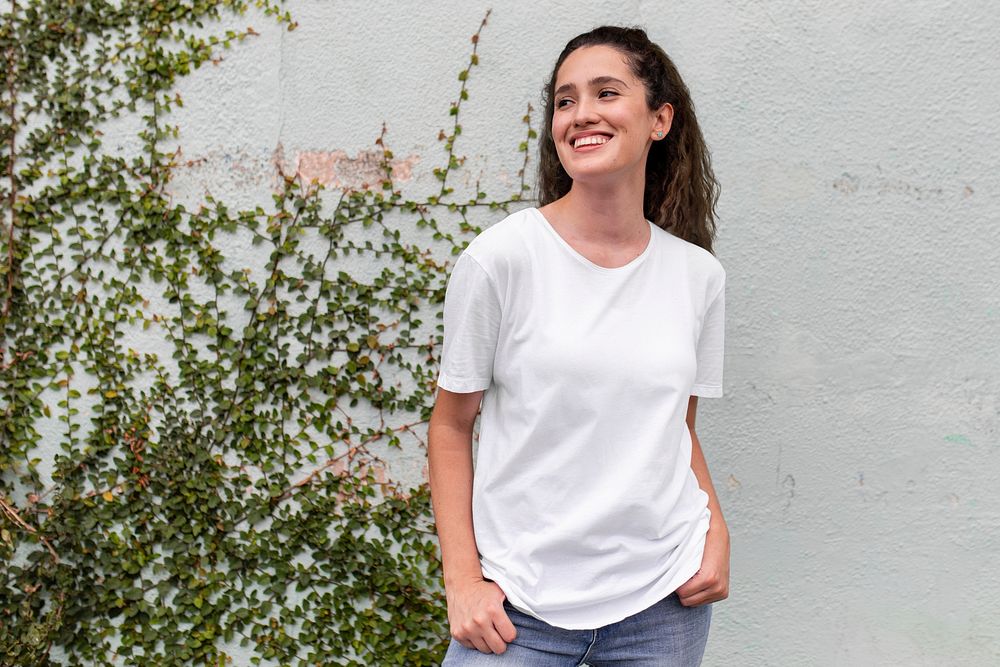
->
[437, 206, 725, 629]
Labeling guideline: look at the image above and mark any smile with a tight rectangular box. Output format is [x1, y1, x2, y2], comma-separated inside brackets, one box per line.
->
[573, 135, 611, 149]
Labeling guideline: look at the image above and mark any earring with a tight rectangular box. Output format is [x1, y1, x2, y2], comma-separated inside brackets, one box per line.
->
[656, 131, 664, 138]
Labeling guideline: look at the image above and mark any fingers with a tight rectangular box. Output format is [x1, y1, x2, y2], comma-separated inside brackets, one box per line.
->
[674, 568, 704, 600]
[447, 580, 519, 654]
[674, 575, 696, 599]
[676, 569, 729, 606]
[456, 627, 508, 654]
[452, 606, 515, 654]
[494, 605, 518, 643]
[482, 624, 509, 654]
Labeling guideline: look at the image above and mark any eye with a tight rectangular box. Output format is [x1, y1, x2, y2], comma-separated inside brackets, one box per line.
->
[556, 97, 574, 109]
[598, 89, 619, 99]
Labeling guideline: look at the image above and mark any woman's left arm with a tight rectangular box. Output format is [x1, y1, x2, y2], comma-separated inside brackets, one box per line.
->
[675, 395, 731, 606]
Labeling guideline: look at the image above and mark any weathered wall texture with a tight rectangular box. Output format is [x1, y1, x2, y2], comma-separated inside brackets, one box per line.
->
[123, 0, 998, 664]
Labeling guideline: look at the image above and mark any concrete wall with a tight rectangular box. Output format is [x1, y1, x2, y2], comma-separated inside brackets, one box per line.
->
[159, 1, 999, 664]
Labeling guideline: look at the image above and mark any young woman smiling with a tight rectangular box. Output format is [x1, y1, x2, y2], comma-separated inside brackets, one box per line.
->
[429, 26, 728, 666]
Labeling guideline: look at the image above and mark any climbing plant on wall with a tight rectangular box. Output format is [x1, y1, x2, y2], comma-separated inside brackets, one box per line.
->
[1, 3, 533, 664]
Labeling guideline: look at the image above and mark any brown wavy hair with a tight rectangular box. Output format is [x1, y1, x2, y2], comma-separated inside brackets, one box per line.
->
[538, 26, 720, 253]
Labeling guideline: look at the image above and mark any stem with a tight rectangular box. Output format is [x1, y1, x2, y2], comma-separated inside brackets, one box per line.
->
[0, 491, 60, 563]
[2, 0, 19, 322]
[437, 9, 490, 198]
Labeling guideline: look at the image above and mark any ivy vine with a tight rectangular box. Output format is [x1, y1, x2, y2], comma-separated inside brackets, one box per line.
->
[1, 3, 534, 664]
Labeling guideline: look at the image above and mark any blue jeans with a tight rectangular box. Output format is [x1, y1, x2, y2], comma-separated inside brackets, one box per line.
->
[442, 593, 712, 666]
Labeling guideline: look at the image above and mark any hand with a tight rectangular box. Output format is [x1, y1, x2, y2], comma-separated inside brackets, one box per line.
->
[446, 577, 517, 654]
[676, 523, 730, 606]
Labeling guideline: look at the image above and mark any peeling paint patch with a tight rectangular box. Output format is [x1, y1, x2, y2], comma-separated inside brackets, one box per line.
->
[943, 434, 973, 447]
[170, 144, 419, 195]
[291, 148, 418, 189]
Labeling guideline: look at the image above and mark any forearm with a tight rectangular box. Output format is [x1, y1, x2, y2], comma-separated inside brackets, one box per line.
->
[427, 420, 484, 587]
[676, 423, 732, 605]
[690, 427, 728, 536]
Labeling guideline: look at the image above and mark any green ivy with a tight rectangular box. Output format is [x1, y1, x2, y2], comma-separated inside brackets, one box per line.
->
[0, 3, 533, 664]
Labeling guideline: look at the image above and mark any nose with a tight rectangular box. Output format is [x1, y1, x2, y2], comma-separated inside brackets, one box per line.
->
[573, 97, 600, 127]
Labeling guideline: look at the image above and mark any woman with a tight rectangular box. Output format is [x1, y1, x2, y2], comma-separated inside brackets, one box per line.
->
[428, 26, 729, 666]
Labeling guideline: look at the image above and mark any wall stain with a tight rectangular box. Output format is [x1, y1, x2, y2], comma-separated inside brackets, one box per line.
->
[748, 381, 776, 404]
[943, 434, 973, 447]
[833, 168, 952, 200]
[833, 173, 859, 194]
[727, 474, 743, 496]
[781, 473, 795, 509]
[856, 471, 889, 506]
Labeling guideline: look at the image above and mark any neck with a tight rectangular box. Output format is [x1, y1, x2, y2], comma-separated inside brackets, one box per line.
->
[545, 174, 648, 242]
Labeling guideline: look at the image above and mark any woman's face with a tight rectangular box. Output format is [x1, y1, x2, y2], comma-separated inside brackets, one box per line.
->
[550, 45, 671, 189]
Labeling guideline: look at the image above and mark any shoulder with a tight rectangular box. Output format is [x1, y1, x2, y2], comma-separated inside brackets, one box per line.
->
[653, 226, 725, 297]
[460, 207, 538, 275]
[464, 207, 535, 256]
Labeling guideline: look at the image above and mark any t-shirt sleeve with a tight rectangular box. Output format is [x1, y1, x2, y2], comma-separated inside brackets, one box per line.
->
[437, 252, 502, 393]
[691, 275, 725, 398]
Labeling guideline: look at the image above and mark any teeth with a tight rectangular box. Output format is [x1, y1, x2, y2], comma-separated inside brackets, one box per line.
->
[574, 135, 609, 148]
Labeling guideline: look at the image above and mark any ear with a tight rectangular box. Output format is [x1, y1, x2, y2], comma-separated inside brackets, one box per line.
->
[651, 102, 675, 140]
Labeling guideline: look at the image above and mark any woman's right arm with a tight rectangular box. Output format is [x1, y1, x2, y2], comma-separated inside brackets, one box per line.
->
[428, 387, 517, 654]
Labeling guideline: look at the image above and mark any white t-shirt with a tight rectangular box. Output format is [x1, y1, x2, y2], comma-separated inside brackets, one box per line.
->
[437, 206, 725, 629]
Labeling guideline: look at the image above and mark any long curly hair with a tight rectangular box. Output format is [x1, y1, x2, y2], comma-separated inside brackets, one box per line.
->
[538, 26, 720, 253]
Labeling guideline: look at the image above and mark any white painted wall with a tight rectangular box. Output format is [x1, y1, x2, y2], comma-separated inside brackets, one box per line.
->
[156, 1, 1000, 664]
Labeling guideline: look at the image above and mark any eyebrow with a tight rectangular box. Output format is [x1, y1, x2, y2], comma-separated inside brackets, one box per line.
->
[554, 75, 630, 97]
